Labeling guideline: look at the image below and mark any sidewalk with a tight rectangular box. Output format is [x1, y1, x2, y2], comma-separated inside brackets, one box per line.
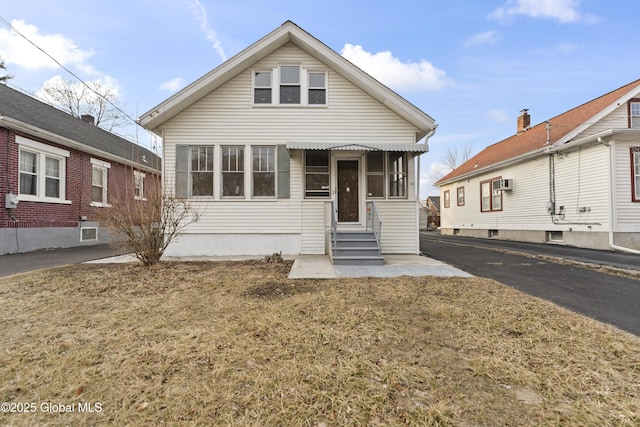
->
[1, 245, 472, 280]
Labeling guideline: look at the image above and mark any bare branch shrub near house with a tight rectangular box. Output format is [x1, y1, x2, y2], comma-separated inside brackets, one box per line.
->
[98, 174, 200, 266]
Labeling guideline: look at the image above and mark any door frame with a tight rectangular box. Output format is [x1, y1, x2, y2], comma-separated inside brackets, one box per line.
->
[333, 154, 363, 225]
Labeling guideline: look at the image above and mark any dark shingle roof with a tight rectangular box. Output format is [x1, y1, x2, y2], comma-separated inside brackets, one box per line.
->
[0, 83, 160, 171]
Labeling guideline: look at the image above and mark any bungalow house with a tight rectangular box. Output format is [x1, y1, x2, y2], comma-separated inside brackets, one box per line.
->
[0, 83, 161, 254]
[436, 79, 640, 253]
[139, 21, 436, 264]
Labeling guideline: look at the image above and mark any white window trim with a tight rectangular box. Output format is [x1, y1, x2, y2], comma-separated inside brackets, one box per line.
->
[251, 145, 277, 199]
[16, 136, 71, 204]
[252, 65, 328, 107]
[134, 170, 146, 201]
[220, 145, 246, 199]
[90, 158, 111, 207]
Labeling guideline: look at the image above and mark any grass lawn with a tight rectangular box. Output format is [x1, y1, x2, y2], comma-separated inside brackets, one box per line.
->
[0, 260, 639, 426]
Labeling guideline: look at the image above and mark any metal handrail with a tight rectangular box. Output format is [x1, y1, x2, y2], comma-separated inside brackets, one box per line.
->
[366, 201, 382, 251]
[330, 200, 338, 258]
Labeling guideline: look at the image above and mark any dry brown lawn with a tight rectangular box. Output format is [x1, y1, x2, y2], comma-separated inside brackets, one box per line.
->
[0, 260, 639, 426]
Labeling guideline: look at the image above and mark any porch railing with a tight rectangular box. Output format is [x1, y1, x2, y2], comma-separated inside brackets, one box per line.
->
[330, 200, 338, 259]
[366, 201, 382, 250]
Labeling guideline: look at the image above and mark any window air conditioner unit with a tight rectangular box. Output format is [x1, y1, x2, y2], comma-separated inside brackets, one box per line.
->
[492, 179, 514, 191]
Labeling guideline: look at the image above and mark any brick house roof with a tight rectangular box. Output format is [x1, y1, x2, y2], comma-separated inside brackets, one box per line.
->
[0, 83, 160, 172]
[436, 78, 640, 185]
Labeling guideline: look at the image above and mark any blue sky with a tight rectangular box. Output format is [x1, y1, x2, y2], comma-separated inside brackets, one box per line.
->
[2, 0, 639, 198]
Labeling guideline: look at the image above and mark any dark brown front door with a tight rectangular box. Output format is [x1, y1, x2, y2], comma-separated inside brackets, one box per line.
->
[337, 160, 359, 222]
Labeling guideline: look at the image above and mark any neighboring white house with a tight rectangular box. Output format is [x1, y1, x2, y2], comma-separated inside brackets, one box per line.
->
[436, 79, 640, 253]
[139, 21, 436, 262]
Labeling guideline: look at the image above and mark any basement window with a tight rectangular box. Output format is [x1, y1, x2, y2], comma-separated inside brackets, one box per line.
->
[81, 227, 98, 242]
[546, 231, 564, 242]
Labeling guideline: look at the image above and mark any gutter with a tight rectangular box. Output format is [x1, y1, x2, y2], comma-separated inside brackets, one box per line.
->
[0, 116, 160, 173]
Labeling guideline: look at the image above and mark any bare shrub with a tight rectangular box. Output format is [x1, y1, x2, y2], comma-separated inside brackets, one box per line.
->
[99, 186, 200, 266]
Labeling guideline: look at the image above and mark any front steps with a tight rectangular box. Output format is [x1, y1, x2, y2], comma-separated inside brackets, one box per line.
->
[331, 230, 384, 266]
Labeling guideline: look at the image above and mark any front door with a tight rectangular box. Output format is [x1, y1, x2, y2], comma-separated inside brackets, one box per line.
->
[337, 160, 359, 222]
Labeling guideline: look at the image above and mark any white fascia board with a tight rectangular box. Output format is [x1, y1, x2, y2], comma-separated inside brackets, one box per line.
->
[139, 27, 292, 130]
[139, 22, 436, 136]
[557, 83, 640, 144]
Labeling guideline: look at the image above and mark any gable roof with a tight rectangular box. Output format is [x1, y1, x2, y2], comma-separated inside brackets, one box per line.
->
[436, 78, 640, 186]
[427, 196, 440, 210]
[138, 21, 436, 139]
[0, 83, 160, 172]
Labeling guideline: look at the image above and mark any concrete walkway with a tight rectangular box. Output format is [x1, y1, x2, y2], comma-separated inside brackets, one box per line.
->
[87, 253, 472, 279]
[288, 254, 472, 279]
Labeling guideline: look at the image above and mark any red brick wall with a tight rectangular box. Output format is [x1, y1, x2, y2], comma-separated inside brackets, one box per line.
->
[1, 127, 160, 229]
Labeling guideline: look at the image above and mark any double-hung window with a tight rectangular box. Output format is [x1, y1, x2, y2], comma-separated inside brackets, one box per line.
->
[253, 71, 272, 104]
[17, 136, 69, 203]
[308, 72, 326, 105]
[366, 151, 385, 198]
[630, 100, 640, 129]
[388, 152, 408, 198]
[632, 147, 640, 202]
[253, 146, 275, 197]
[253, 66, 327, 106]
[134, 171, 146, 200]
[481, 178, 502, 212]
[91, 158, 111, 206]
[457, 187, 465, 206]
[305, 150, 330, 198]
[222, 146, 244, 197]
[443, 190, 450, 208]
[190, 146, 214, 197]
[280, 66, 301, 104]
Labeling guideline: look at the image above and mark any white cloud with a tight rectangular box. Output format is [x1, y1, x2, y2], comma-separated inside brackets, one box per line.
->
[37, 75, 122, 102]
[488, 109, 508, 123]
[464, 31, 501, 47]
[0, 19, 95, 73]
[489, 0, 598, 24]
[420, 162, 448, 198]
[159, 77, 186, 93]
[188, 0, 227, 62]
[340, 44, 449, 92]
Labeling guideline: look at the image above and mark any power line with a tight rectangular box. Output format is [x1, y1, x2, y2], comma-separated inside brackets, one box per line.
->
[0, 15, 156, 147]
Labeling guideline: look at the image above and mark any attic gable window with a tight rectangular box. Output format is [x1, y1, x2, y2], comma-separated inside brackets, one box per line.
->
[253, 66, 327, 106]
[630, 100, 640, 128]
[280, 66, 301, 104]
[254, 71, 272, 104]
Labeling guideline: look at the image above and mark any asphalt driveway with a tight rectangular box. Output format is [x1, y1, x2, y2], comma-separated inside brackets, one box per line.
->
[0, 244, 128, 278]
[420, 232, 640, 336]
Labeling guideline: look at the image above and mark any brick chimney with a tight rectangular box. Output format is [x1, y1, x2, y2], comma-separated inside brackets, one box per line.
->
[81, 114, 95, 125]
[517, 109, 530, 134]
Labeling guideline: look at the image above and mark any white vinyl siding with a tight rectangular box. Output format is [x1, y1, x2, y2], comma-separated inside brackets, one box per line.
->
[159, 43, 422, 254]
[441, 145, 612, 233]
[614, 143, 640, 231]
[375, 201, 419, 254]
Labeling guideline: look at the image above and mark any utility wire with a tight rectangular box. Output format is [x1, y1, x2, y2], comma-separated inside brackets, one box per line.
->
[0, 15, 155, 146]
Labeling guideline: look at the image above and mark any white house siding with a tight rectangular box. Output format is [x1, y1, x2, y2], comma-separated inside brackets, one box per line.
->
[375, 201, 419, 254]
[574, 104, 628, 139]
[159, 43, 421, 256]
[613, 141, 640, 231]
[441, 144, 614, 248]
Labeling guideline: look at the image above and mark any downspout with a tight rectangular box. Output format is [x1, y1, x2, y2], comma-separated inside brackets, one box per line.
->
[416, 125, 437, 252]
[604, 137, 640, 254]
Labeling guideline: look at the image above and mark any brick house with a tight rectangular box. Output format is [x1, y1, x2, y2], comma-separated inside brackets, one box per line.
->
[0, 83, 160, 254]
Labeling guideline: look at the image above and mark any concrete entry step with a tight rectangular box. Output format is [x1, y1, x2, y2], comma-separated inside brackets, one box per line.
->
[331, 230, 383, 265]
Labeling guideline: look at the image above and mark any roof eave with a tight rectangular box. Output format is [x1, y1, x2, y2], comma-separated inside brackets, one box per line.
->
[1, 116, 160, 173]
[138, 21, 436, 134]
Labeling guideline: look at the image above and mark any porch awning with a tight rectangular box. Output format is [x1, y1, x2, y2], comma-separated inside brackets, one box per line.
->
[286, 141, 429, 153]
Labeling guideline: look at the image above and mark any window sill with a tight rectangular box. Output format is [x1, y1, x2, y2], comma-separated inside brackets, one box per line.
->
[18, 195, 71, 205]
[90, 202, 112, 208]
[252, 103, 328, 108]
